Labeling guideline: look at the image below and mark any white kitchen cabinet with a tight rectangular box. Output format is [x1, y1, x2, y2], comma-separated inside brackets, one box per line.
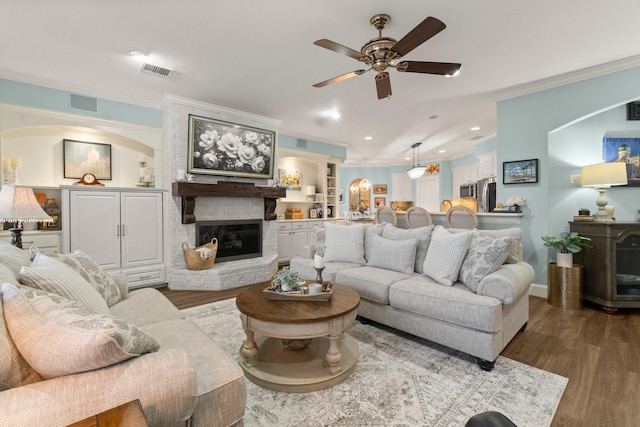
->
[63, 188, 165, 288]
[478, 152, 497, 179]
[391, 173, 413, 201]
[452, 163, 479, 199]
[277, 221, 308, 262]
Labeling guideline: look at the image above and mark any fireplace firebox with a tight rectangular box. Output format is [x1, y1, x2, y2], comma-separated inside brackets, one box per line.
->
[196, 219, 262, 262]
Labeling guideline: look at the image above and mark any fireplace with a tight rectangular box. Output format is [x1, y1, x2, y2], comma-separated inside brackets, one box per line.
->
[196, 219, 262, 262]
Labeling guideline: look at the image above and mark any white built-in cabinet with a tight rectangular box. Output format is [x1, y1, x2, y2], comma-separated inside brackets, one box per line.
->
[391, 173, 413, 201]
[62, 187, 166, 288]
[478, 152, 497, 179]
[277, 219, 330, 263]
[452, 163, 479, 199]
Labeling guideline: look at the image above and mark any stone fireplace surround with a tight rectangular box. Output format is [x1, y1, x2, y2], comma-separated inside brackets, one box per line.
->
[162, 96, 282, 291]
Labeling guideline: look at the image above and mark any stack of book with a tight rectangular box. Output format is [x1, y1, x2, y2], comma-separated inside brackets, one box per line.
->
[573, 215, 593, 222]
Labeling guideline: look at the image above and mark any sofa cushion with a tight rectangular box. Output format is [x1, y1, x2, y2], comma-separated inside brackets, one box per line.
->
[1, 283, 160, 379]
[0, 268, 43, 391]
[19, 254, 110, 314]
[364, 223, 386, 261]
[48, 250, 123, 307]
[367, 234, 417, 274]
[0, 240, 31, 276]
[323, 222, 366, 264]
[141, 319, 246, 427]
[382, 224, 434, 273]
[110, 287, 185, 327]
[335, 266, 413, 305]
[389, 276, 503, 333]
[449, 227, 522, 264]
[459, 231, 513, 292]
[422, 226, 471, 286]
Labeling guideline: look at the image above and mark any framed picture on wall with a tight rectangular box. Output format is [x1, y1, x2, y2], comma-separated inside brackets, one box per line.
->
[503, 158, 538, 184]
[187, 114, 275, 179]
[374, 197, 386, 207]
[373, 184, 387, 194]
[63, 139, 112, 180]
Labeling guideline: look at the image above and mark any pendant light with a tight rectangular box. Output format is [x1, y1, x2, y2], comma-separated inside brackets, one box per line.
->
[359, 158, 371, 191]
[407, 142, 424, 179]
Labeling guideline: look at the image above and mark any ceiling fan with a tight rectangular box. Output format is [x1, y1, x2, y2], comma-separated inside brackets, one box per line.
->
[312, 13, 461, 99]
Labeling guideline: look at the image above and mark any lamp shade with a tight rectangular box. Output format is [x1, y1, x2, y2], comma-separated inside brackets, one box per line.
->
[581, 163, 628, 188]
[0, 185, 53, 223]
[306, 186, 316, 196]
[407, 166, 425, 179]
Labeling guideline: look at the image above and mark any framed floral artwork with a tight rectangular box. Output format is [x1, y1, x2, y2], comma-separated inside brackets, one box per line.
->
[187, 115, 275, 179]
[278, 169, 302, 190]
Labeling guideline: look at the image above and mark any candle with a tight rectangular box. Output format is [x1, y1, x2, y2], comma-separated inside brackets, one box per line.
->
[10, 157, 22, 168]
[314, 254, 324, 269]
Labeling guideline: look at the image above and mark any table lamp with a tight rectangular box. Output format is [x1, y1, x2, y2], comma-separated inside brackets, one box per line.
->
[0, 185, 53, 248]
[581, 162, 628, 222]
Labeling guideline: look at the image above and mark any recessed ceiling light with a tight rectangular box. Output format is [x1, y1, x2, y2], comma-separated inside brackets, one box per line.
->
[404, 156, 411, 161]
[438, 149, 446, 153]
[330, 111, 340, 120]
[128, 50, 148, 59]
[364, 136, 372, 140]
[470, 126, 480, 131]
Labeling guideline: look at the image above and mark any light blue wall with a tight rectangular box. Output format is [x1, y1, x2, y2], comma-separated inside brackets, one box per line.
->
[278, 134, 347, 160]
[0, 78, 162, 127]
[496, 66, 640, 284]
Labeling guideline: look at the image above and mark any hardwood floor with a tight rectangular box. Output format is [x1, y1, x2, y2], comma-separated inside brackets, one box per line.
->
[159, 287, 640, 426]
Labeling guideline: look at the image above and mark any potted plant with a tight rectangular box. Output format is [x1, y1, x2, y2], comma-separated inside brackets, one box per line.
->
[271, 267, 303, 292]
[541, 231, 592, 267]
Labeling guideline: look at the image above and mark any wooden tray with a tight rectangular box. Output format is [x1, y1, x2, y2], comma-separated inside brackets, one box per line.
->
[262, 288, 333, 301]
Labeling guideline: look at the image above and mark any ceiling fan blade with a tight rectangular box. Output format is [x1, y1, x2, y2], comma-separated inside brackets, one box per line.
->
[375, 72, 392, 99]
[396, 61, 461, 76]
[390, 16, 446, 58]
[313, 69, 367, 88]
[314, 39, 364, 60]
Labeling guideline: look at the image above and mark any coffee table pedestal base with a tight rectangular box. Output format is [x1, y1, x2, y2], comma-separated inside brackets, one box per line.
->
[240, 334, 358, 393]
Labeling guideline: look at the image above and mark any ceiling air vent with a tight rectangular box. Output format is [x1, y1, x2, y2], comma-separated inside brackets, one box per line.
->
[141, 63, 173, 77]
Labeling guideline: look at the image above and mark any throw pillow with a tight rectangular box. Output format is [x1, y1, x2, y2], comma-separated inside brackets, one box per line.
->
[1, 283, 159, 379]
[0, 241, 31, 276]
[367, 234, 418, 274]
[364, 223, 386, 261]
[382, 224, 434, 273]
[323, 222, 366, 264]
[49, 250, 122, 307]
[19, 254, 110, 314]
[458, 231, 513, 292]
[422, 226, 471, 286]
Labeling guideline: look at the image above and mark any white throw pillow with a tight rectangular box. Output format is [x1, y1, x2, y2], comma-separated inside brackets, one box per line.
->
[382, 224, 434, 273]
[422, 226, 471, 286]
[458, 231, 513, 292]
[1, 283, 159, 379]
[367, 234, 418, 274]
[323, 222, 366, 264]
[19, 254, 110, 314]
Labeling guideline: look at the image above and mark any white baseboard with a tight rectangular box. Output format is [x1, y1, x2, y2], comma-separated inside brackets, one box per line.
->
[528, 283, 547, 299]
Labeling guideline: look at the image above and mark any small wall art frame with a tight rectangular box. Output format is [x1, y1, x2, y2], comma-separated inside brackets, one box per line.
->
[187, 114, 275, 179]
[373, 184, 387, 194]
[63, 139, 112, 180]
[503, 158, 539, 184]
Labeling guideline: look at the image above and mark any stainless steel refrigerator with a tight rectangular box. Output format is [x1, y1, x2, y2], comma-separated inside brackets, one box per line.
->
[477, 177, 497, 213]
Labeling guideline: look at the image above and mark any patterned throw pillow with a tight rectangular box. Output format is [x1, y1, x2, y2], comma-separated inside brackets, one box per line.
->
[20, 254, 110, 314]
[459, 232, 513, 292]
[422, 226, 471, 286]
[50, 250, 123, 307]
[367, 234, 418, 274]
[1, 283, 159, 379]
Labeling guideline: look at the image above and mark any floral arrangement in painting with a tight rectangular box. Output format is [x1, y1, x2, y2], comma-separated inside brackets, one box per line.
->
[425, 163, 440, 174]
[188, 115, 274, 179]
[278, 169, 302, 190]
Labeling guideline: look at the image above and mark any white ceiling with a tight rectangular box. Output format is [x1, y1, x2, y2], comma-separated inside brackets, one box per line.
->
[2, 1, 640, 167]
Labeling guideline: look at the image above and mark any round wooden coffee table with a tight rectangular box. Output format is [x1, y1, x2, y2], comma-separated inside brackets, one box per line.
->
[236, 282, 360, 393]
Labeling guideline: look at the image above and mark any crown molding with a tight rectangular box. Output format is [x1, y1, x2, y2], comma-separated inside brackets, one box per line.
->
[492, 54, 640, 102]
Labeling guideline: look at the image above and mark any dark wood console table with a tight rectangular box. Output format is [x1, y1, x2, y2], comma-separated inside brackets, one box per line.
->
[570, 221, 640, 313]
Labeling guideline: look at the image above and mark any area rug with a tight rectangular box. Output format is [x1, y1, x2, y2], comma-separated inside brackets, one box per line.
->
[183, 299, 567, 427]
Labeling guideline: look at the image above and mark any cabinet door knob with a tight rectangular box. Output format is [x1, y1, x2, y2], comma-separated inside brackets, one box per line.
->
[116, 225, 120, 237]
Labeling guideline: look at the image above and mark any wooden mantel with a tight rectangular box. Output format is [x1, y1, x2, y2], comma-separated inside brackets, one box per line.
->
[172, 182, 286, 224]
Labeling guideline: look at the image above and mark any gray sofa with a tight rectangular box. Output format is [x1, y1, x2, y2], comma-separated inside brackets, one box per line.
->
[290, 222, 534, 370]
[0, 241, 245, 427]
